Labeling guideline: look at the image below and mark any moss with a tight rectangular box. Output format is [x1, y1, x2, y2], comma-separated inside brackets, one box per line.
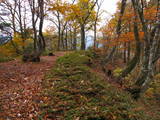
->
[40, 51, 150, 120]
[113, 67, 123, 77]
[0, 55, 14, 62]
[56, 52, 91, 66]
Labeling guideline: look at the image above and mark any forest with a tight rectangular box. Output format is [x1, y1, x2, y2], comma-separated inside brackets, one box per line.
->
[0, 0, 160, 119]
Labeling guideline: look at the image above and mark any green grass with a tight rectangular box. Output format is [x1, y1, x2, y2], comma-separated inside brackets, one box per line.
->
[39, 51, 151, 120]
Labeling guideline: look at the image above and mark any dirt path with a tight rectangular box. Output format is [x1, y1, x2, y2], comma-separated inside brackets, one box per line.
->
[0, 52, 65, 120]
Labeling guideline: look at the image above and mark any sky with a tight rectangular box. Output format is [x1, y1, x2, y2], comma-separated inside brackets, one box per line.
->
[99, 0, 119, 25]
[102, 0, 119, 15]
[86, 0, 119, 47]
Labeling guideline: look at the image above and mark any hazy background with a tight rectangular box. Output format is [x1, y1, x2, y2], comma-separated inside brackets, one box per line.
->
[86, 0, 119, 47]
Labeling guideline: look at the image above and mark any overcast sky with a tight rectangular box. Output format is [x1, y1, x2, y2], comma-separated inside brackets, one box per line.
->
[102, 0, 119, 14]
[99, 0, 119, 25]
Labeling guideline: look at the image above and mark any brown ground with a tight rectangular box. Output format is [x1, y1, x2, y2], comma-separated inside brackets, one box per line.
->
[0, 52, 65, 120]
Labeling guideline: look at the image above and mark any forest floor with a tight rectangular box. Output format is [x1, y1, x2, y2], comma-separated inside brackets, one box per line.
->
[0, 51, 160, 120]
[0, 52, 66, 120]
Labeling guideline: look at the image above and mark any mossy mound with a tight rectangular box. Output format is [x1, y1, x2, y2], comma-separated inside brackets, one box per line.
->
[39, 51, 149, 120]
[56, 52, 91, 66]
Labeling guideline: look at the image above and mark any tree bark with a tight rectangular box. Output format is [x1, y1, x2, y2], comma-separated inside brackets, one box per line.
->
[101, 0, 127, 66]
[127, 42, 131, 62]
[61, 30, 65, 50]
[119, 20, 141, 79]
[38, 0, 45, 52]
[94, 21, 97, 48]
[73, 27, 77, 50]
[57, 12, 61, 51]
[65, 28, 68, 50]
[17, 0, 26, 51]
[123, 42, 127, 63]
[28, 0, 38, 52]
[80, 24, 86, 50]
[129, 0, 160, 99]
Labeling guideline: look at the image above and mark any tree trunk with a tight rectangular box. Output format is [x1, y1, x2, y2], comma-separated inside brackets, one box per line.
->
[38, 0, 45, 52]
[57, 12, 61, 51]
[61, 31, 65, 50]
[101, 0, 127, 67]
[73, 28, 77, 50]
[119, 20, 141, 79]
[94, 21, 97, 48]
[65, 28, 68, 50]
[123, 43, 127, 63]
[129, 0, 160, 99]
[58, 26, 61, 51]
[80, 24, 86, 50]
[69, 27, 73, 50]
[18, 0, 25, 51]
[33, 24, 37, 51]
[127, 42, 131, 62]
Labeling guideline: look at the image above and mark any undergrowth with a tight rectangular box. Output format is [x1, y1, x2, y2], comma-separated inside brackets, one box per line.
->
[39, 51, 152, 120]
[0, 55, 14, 63]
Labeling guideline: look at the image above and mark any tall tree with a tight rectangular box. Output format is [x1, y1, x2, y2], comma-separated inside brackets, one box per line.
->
[101, 0, 128, 71]
[38, 0, 45, 52]
[48, 0, 75, 50]
[129, 0, 160, 99]
[93, 0, 103, 48]
[28, 0, 45, 54]
[70, 0, 98, 50]
[28, 0, 38, 51]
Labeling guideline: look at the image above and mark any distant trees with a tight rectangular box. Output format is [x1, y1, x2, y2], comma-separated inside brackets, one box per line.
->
[75, 0, 98, 50]
[47, 0, 72, 50]
[47, 0, 100, 50]
[1, 0, 102, 53]
[93, 0, 104, 48]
